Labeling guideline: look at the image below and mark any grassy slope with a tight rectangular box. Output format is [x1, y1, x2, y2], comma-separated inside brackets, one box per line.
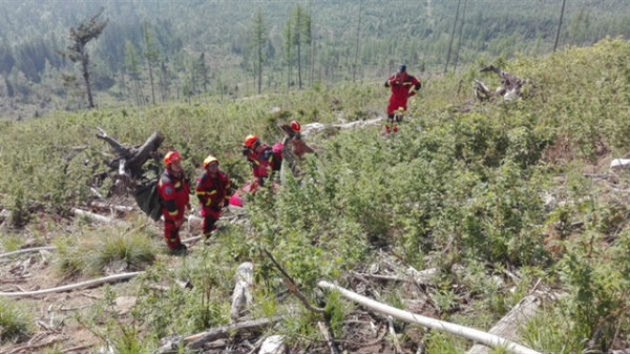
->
[1, 39, 630, 352]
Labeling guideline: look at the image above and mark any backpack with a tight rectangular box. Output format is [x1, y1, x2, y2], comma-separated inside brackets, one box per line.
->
[134, 178, 162, 221]
[271, 143, 284, 171]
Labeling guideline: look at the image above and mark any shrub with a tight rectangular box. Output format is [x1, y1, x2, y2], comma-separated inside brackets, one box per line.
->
[0, 298, 34, 343]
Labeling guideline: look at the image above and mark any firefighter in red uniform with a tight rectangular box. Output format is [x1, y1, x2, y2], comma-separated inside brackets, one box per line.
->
[384, 64, 422, 134]
[285, 120, 314, 159]
[158, 150, 190, 253]
[242, 134, 275, 187]
[195, 155, 231, 239]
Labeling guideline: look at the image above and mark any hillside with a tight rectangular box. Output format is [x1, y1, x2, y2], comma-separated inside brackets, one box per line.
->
[1, 0, 630, 120]
[2, 39, 630, 353]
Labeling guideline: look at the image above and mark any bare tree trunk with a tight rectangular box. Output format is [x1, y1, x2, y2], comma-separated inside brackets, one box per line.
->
[148, 64, 156, 105]
[553, 0, 567, 52]
[352, 0, 362, 82]
[82, 54, 94, 108]
[444, 0, 462, 74]
[453, 0, 468, 71]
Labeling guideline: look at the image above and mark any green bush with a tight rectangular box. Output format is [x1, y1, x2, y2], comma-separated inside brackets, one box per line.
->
[0, 298, 34, 343]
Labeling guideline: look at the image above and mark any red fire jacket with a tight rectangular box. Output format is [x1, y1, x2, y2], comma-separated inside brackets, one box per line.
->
[385, 72, 422, 116]
[245, 144, 274, 179]
[158, 169, 190, 222]
[195, 171, 230, 217]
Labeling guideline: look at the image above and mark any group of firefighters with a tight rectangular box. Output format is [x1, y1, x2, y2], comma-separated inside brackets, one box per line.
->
[157, 120, 308, 254]
[156, 65, 421, 253]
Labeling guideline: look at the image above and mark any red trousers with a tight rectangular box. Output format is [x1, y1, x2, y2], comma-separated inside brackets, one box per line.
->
[164, 219, 183, 250]
[202, 208, 221, 237]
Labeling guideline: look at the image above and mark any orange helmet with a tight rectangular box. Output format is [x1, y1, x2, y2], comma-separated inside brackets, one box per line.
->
[164, 150, 182, 166]
[290, 120, 301, 133]
[244, 134, 259, 149]
[203, 155, 219, 168]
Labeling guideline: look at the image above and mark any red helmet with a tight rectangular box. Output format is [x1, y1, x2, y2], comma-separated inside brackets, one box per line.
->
[164, 150, 182, 167]
[244, 134, 259, 149]
[290, 120, 301, 133]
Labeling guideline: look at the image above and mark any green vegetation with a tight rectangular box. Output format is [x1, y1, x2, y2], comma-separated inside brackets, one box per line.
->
[0, 298, 34, 343]
[2, 38, 630, 352]
[54, 221, 158, 277]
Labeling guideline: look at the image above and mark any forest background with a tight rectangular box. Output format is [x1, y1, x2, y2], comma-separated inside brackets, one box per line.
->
[1, 0, 630, 120]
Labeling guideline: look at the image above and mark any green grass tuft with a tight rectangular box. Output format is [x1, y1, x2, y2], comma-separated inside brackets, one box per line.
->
[0, 298, 34, 344]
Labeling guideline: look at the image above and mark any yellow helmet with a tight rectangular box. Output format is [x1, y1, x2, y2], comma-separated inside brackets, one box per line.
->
[203, 155, 219, 168]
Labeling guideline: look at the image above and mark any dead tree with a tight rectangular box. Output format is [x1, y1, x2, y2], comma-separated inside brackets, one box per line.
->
[65, 9, 108, 109]
[475, 65, 526, 102]
[96, 128, 164, 182]
[95, 128, 164, 220]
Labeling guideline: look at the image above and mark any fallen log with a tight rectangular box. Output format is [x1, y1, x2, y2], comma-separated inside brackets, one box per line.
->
[318, 281, 542, 354]
[72, 208, 123, 225]
[465, 294, 542, 354]
[157, 316, 283, 352]
[0, 271, 143, 298]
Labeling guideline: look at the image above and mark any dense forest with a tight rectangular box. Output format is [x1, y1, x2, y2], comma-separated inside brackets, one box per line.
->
[0, 0, 630, 119]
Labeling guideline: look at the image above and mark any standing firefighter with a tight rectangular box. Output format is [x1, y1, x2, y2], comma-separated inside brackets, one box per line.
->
[158, 150, 190, 254]
[242, 134, 276, 187]
[279, 120, 315, 178]
[196, 155, 231, 239]
[384, 64, 422, 134]
[284, 120, 314, 159]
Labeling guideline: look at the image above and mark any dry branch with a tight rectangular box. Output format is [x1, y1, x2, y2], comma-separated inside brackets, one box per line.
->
[0, 246, 56, 260]
[318, 281, 542, 354]
[264, 248, 325, 314]
[0, 271, 143, 297]
[318, 321, 340, 354]
[156, 316, 283, 351]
